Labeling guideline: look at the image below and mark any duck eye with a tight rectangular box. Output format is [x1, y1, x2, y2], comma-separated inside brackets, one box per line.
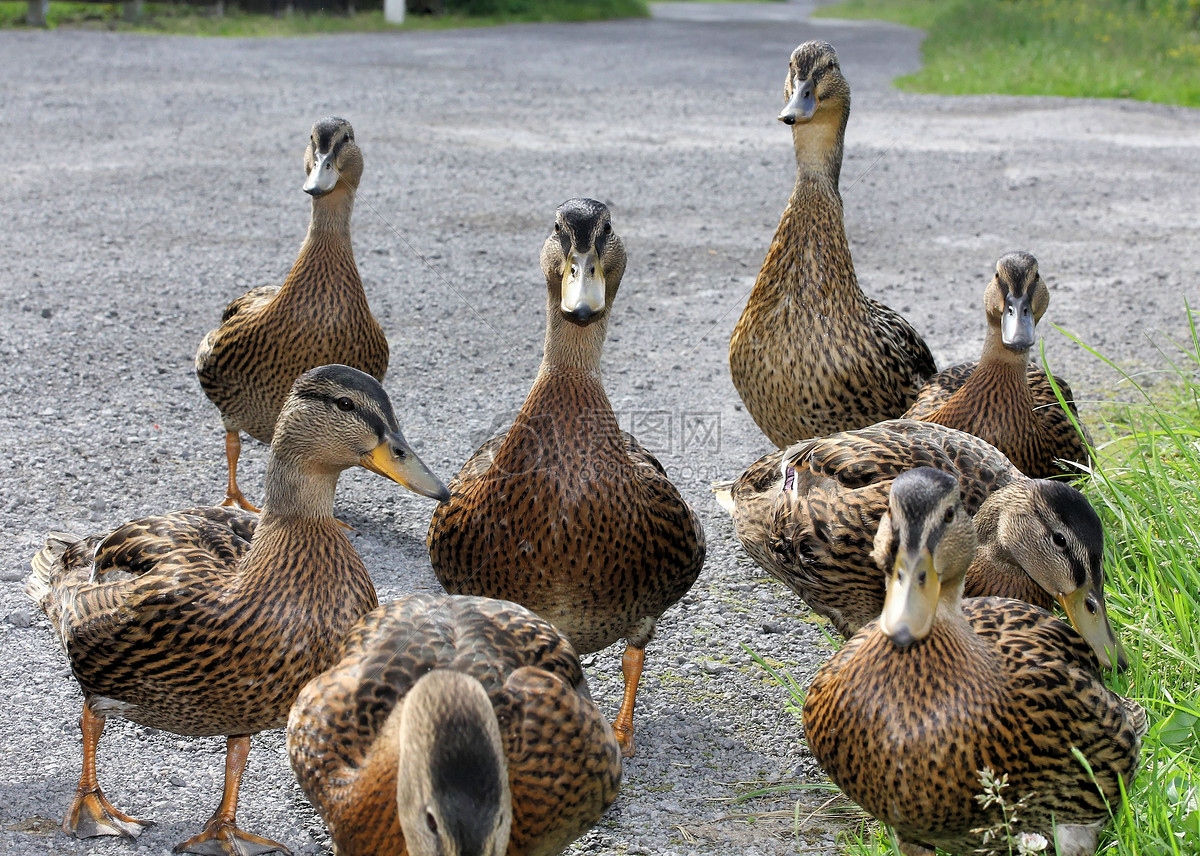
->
[943, 506, 955, 523]
[1052, 532, 1068, 550]
[343, 132, 350, 143]
[335, 397, 354, 412]
[554, 222, 561, 233]
[425, 810, 438, 835]
[1086, 596, 1098, 615]
[604, 222, 612, 235]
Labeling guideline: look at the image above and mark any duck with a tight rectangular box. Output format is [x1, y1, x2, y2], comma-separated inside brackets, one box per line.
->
[287, 593, 622, 856]
[196, 117, 389, 511]
[714, 418, 1126, 669]
[25, 365, 449, 856]
[427, 198, 706, 758]
[803, 467, 1145, 856]
[903, 251, 1092, 478]
[728, 40, 935, 448]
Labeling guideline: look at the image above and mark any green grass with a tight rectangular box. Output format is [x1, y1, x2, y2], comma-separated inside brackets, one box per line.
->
[814, 0, 1200, 106]
[1, 0, 648, 33]
[749, 314, 1200, 854]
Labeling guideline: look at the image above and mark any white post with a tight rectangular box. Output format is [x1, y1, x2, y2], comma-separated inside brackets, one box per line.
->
[384, 0, 405, 24]
[27, 0, 49, 26]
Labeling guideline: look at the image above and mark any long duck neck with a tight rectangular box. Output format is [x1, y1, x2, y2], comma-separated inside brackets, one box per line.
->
[277, 184, 360, 298]
[754, 106, 862, 309]
[964, 486, 1054, 609]
[972, 323, 1034, 394]
[237, 452, 360, 593]
[500, 295, 621, 466]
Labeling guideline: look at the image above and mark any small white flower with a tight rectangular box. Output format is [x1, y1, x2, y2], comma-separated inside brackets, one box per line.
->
[1015, 831, 1049, 855]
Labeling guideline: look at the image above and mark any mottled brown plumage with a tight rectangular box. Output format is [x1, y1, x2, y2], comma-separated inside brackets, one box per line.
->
[288, 594, 622, 856]
[196, 117, 389, 510]
[904, 252, 1091, 478]
[26, 365, 448, 856]
[427, 199, 706, 758]
[714, 419, 1125, 668]
[728, 41, 935, 448]
[803, 468, 1144, 856]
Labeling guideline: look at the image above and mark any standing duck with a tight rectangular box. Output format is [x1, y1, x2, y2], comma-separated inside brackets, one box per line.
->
[427, 198, 706, 758]
[803, 468, 1144, 855]
[26, 365, 448, 856]
[196, 117, 389, 510]
[729, 41, 935, 448]
[288, 593, 622, 856]
[903, 251, 1092, 478]
[714, 419, 1125, 669]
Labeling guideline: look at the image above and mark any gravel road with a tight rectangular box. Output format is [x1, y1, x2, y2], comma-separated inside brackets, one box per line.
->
[2, 2, 1198, 854]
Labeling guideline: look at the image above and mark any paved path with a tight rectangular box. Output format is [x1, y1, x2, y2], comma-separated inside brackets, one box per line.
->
[1, 2, 1197, 854]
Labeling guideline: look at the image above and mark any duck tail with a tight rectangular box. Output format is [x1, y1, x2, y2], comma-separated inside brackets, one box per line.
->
[1121, 696, 1149, 739]
[711, 480, 737, 516]
[25, 532, 82, 615]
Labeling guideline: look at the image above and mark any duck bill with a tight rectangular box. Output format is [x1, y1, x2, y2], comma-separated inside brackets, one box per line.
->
[560, 250, 606, 325]
[1058, 587, 1128, 671]
[778, 76, 817, 125]
[360, 432, 450, 503]
[303, 149, 340, 196]
[1001, 291, 1036, 351]
[879, 548, 939, 648]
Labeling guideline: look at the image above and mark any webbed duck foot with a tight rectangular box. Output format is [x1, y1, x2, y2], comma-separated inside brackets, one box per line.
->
[611, 721, 636, 759]
[172, 821, 291, 856]
[219, 489, 260, 514]
[64, 785, 153, 839]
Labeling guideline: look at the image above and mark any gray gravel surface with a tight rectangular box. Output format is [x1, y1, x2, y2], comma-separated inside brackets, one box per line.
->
[2, 2, 1198, 854]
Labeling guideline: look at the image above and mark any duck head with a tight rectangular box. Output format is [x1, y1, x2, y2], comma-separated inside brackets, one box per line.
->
[303, 117, 363, 198]
[994, 480, 1127, 670]
[873, 468, 977, 646]
[985, 251, 1049, 352]
[540, 198, 627, 328]
[270, 364, 450, 506]
[396, 670, 512, 856]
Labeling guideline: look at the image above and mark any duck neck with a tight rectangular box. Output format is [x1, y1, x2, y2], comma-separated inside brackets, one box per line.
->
[539, 293, 609, 377]
[277, 185, 359, 298]
[792, 107, 847, 189]
[977, 322, 1032, 377]
[754, 109, 863, 309]
[259, 450, 341, 521]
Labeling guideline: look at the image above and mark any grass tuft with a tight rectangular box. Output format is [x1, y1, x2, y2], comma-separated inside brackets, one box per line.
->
[814, 0, 1200, 107]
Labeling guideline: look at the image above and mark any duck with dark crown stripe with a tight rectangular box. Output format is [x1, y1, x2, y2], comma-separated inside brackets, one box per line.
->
[26, 365, 448, 856]
[427, 198, 706, 758]
[287, 593, 622, 856]
[803, 468, 1145, 856]
[903, 251, 1092, 478]
[714, 418, 1126, 670]
[729, 40, 935, 448]
[196, 117, 389, 511]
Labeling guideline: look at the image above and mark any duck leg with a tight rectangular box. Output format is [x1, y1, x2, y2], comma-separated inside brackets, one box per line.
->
[173, 735, 290, 856]
[64, 702, 153, 839]
[220, 431, 260, 513]
[611, 644, 645, 759]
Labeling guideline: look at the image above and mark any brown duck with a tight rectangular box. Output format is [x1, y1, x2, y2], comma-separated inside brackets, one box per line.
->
[714, 419, 1126, 669]
[196, 117, 389, 510]
[288, 593, 622, 856]
[903, 251, 1092, 478]
[803, 467, 1145, 856]
[729, 41, 935, 447]
[427, 198, 706, 758]
[26, 365, 448, 856]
